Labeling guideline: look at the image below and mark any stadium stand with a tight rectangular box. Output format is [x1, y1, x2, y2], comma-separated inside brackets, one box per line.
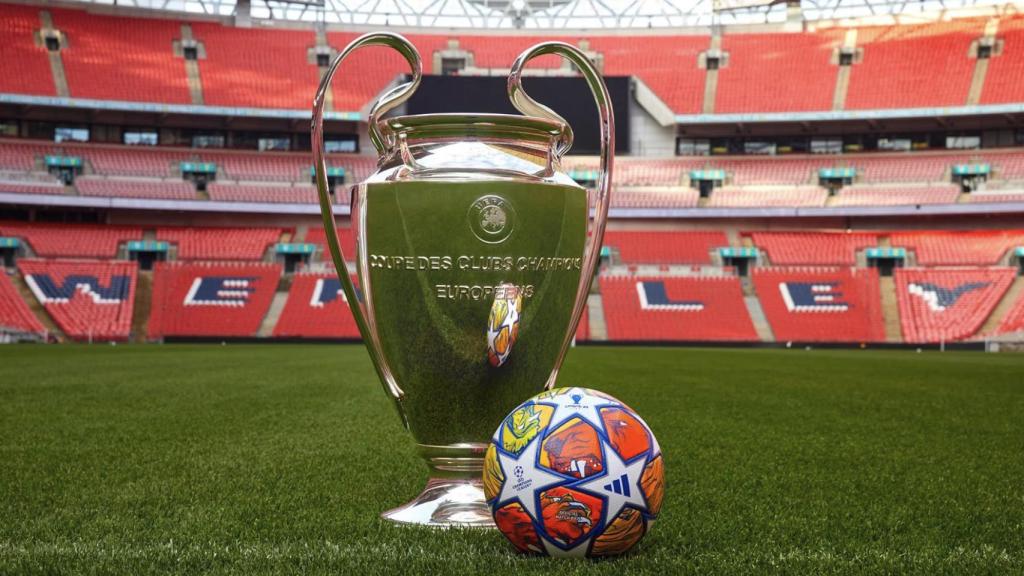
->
[148, 261, 282, 338]
[76, 177, 197, 200]
[78, 145, 188, 178]
[0, 271, 45, 335]
[600, 275, 757, 341]
[272, 272, 360, 338]
[707, 186, 828, 208]
[831, 184, 961, 206]
[207, 183, 317, 204]
[576, 306, 589, 341]
[752, 266, 885, 342]
[191, 23, 319, 110]
[716, 31, 842, 113]
[889, 230, 1024, 265]
[980, 16, 1024, 105]
[157, 226, 284, 260]
[51, 8, 191, 103]
[592, 34, 709, 114]
[18, 259, 137, 341]
[0, 222, 141, 258]
[612, 187, 698, 209]
[895, 267, 1015, 342]
[969, 191, 1024, 203]
[992, 286, 1024, 336]
[304, 226, 357, 260]
[845, 20, 982, 110]
[0, 5, 56, 96]
[748, 231, 878, 266]
[0, 180, 65, 195]
[603, 230, 726, 264]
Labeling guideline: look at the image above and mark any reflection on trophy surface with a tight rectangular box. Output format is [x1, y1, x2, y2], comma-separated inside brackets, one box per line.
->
[312, 32, 613, 527]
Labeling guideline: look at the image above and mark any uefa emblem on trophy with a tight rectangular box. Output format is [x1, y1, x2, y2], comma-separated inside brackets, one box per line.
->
[312, 32, 613, 527]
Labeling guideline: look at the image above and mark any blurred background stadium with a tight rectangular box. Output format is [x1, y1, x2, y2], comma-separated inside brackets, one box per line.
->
[2, 1, 1023, 573]
[3, 0, 1024, 349]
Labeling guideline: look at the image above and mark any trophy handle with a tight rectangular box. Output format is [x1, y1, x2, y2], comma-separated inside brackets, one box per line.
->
[507, 43, 614, 389]
[312, 32, 423, 402]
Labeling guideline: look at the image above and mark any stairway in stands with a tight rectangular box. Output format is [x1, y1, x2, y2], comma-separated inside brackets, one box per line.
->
[586, 294, 608, 341]
[131, 271, 153, 343]
[258, 276, 292, 337]
[879, 276, 904, 342]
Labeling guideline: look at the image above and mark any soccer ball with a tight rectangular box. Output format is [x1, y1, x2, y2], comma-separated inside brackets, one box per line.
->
[484, 387, 664, 557]
[486, 287, 521, 367]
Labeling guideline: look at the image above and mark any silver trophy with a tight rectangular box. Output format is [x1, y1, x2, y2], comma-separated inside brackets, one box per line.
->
[312, 32, 613, 527]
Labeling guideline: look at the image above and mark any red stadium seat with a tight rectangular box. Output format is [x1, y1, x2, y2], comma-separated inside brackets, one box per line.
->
[272, 272, 360, 338]
[748, 231, 879, 266]
[76, 177, 196, 200]
[894, 267, 1015, 342]
[157, 226, 284, 260]
[0, 222, 142, 258]
[832, 184, 960, 206]
[992, 284, 1024, 336]
[603, 230, 727, 264]
[708, 186, 828, 208]
[980, 16, 1024, 105]
[890, 230, 1024, 265]
[599, 275, 757, 341]
[0, 271, 45, 335]
[18, 259, 136, 341]
[752, 266, 885, 342]
[0, 5, 56, 96]
[208, 183, 317, 204]
[148, 261, 282, 338]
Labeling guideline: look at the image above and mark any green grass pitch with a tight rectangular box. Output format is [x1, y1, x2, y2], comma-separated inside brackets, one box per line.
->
[1, 344, 1022, 575]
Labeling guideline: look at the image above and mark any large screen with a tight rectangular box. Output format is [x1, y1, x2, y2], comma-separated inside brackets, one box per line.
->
[404, 75, 631, 155]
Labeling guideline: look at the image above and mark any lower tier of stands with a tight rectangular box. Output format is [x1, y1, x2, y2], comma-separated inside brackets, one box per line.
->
[599, 275, 759, 341]
[148, 262, 282, 338]
[18, 259, 136, 341]
[273, 273, 360, 338]
[752, 267, 885, 342]
[0, 271, 44, 335]
[895, 267, 1016, 343]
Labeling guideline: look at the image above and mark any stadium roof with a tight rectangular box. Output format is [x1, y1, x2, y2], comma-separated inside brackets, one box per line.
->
[60, 0, 1019, 29]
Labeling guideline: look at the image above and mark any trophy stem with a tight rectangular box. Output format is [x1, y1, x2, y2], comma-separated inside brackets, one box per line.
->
[381, 443, 495, 528]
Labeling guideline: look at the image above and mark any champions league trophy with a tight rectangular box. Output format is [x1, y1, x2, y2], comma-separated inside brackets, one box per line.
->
[311, 32, 613, 527]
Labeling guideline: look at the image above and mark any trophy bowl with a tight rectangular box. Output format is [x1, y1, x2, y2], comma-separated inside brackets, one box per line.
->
[312, 32, 613, 527]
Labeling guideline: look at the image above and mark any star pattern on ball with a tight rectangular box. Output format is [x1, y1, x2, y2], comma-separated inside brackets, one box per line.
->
[494, 435, 564, 523]
[543, 387, 618, 431]
[541, 534, 590, 558]
[574, 439, 649, 522]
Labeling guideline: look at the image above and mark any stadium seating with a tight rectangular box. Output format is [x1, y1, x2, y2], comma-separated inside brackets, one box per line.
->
[603, 230, 726, 264]
[77, 145, 188, 178]
[612, 187, 698, 209]
[707, 186, 828, 208]
[192, 22, 319, 110]
[716, 31, 842, 113]
[0, 222, 141, 258]
[157, 226, 284, 260]
[0, 180, 65, 195]
[831, 184, 961, 206]
[748, 231, 879, 266]
[889, 230, 1024, 265]
[0, 271, 45, 335]
[846, 20, 981, 109]
[272, 272, 360, 338]
[207, 183, 317, 204]
[752, 266, 885, 342]
[992, 284, 1024, 336]
[969, 191, 1024, 203]
[304, 226, 357, 260]
[599, 274, 757, 341]
[0, 5, 56, 96]
[591, 34, 710, 114]
[980, 16, 1024, 105]
[895, 267, 1015, 342]
[148, 261, 282, 338]
[576, 306, 589, 341]
[51, 8, 191, 103]
[18, 259, 137, 341]
[76, 177, 196, 200]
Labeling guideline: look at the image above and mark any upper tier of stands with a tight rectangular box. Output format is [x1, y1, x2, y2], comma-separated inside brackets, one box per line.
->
[148, 261, 282, 338]
[890, 230, 1024, 265]
[895, 267, 1015, 343]
[752, 266, 885, 342]
[604, 230, 726, 264]
[0, 271, 44, 335]
[0, 6, 1022, 114]
[19, 259, 136, 341]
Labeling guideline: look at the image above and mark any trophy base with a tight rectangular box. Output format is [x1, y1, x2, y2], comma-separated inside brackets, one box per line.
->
[381, 443, 495, 528]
